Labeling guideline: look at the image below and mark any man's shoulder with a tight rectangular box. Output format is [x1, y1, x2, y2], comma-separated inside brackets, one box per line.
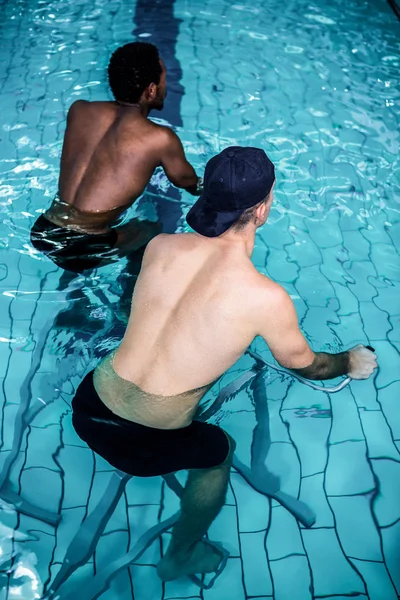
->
[66, 100, 112, 120]
[144, 232, 196, 254]
[144, 233, 172, 254]
[146, 232, 191, 249]
[148, 122, 180, 146]
[142, 233, 192, 267]
[249, 270, 290, 307]
[67, 99, 88, 118]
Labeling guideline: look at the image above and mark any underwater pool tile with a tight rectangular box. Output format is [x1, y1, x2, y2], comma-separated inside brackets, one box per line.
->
[1, 403, 20, 451]
[296, 265, 337, 308]
[203, 557, 245, 600]
[303, 302, 341, 337]
[0, 449, 24, 486]
[350, 558, 398, 600]
[92, 453, 118, 473]
[360, 409, 400, 460]
[266, 505, 305, 560]
[0, 294, 13, 328]
[268, 403, 291, 444]
[269, 555, 312, 600]
[251, 245, 268, 269]
[130, 565, 162, 600]
[388, 314, 400, 342]
[329, 386, 365, 444]
[266, 249, 299, 283]
[53, 559, 96, 598]
[24, 423, 63, 471]
[85, 470, 127, 523]
[281, 407, 330, 477]
[220, 479, 235, 507]
[326, 441, 375, 496]
[264, 442, 301, 500]
[381, 520, 400, 595]
[378, 381, 400, 438]
[328, 496, 382, 561]
[159, 479, 181, 522]
[29, 305, 66, 336]
[282, 379, 331, 411]
[343, 261, 380, 302]
[302, 528, 366, 596]
[6, 343, 32, 383]
[374, 341, 400, 389]
[198, 106, 219, 132]
[17, 514, 55, 584]
[264, 216, 294, 249]
[286, 238, 322, 269]
[371, 458, 400, 528]
[373, 281, 400, 314]
[332, 282, 359, 316]
[20, 466, 61, 514]
[99, 569, 134, 600]
[164, 575, 202, 598]
[230, 471, 270, 533]
[59, 445, 94, 510]
[359, 300, 392, 340]
[240, 531, 273, 596]
[362, 220, 397, 248]
[95, 529, 130, 570]
[299, 473, 334, 528]
[9, 297, 38, 324]
[0, 134, 17, 164]
[352, 379, 382, 411]
[128, 505, 162, 565]
[342, 229, 372, 260]
[371, 243, 400, 282]
[52, 506, 87, 564]
[332, 313, 367, 348]
[60, 415, 87, 448]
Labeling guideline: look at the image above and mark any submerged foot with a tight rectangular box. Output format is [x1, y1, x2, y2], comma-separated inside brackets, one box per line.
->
[157, 540, 222, 582]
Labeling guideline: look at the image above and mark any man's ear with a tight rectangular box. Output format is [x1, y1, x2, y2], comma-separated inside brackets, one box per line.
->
[256, 201, 267, 221]
[147, 82, 157, 100]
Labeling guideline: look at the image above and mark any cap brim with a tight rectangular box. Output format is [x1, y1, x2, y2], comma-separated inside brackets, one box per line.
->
[186, 195, 245, 238]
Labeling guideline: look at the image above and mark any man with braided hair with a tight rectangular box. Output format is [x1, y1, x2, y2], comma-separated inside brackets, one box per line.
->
[31, 42, 202, 273]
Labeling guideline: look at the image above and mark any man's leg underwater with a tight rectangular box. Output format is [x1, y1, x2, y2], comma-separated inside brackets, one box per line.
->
[157, 434, 235, 581]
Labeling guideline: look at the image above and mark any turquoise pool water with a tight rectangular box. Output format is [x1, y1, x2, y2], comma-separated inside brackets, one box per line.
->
[0, 0, 399, 598]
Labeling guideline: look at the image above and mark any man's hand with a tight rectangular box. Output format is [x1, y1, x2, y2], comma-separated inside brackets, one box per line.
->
[348, 345, 378, 379]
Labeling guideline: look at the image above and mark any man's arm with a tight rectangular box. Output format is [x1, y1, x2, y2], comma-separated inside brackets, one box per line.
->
[160, 129, 202, 195]
[257, 283, 377, 380]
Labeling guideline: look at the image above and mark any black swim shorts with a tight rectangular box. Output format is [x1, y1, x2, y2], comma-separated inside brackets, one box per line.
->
[71, 371, 230, 477]
[30, 215, 118, 273]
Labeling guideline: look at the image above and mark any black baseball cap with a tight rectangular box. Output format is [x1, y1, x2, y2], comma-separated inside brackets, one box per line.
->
[186, 146, 275, 238]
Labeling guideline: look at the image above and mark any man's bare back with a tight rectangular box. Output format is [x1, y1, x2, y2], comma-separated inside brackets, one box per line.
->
[31, 42, 201, 272]
[54, 99, 198, 226]
[114, 232, 272, 400]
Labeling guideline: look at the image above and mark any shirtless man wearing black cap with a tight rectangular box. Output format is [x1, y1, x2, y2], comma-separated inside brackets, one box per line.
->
[31, 42, 202, 273]
[71, 146, 377, 580]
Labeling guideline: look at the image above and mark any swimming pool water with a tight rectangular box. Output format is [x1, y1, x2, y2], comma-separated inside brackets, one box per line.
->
[0, 0, 399, 598]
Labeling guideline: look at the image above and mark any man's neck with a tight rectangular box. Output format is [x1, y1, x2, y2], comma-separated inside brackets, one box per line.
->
[115, 100, 150, 118]
[220, 228, 256, 257]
